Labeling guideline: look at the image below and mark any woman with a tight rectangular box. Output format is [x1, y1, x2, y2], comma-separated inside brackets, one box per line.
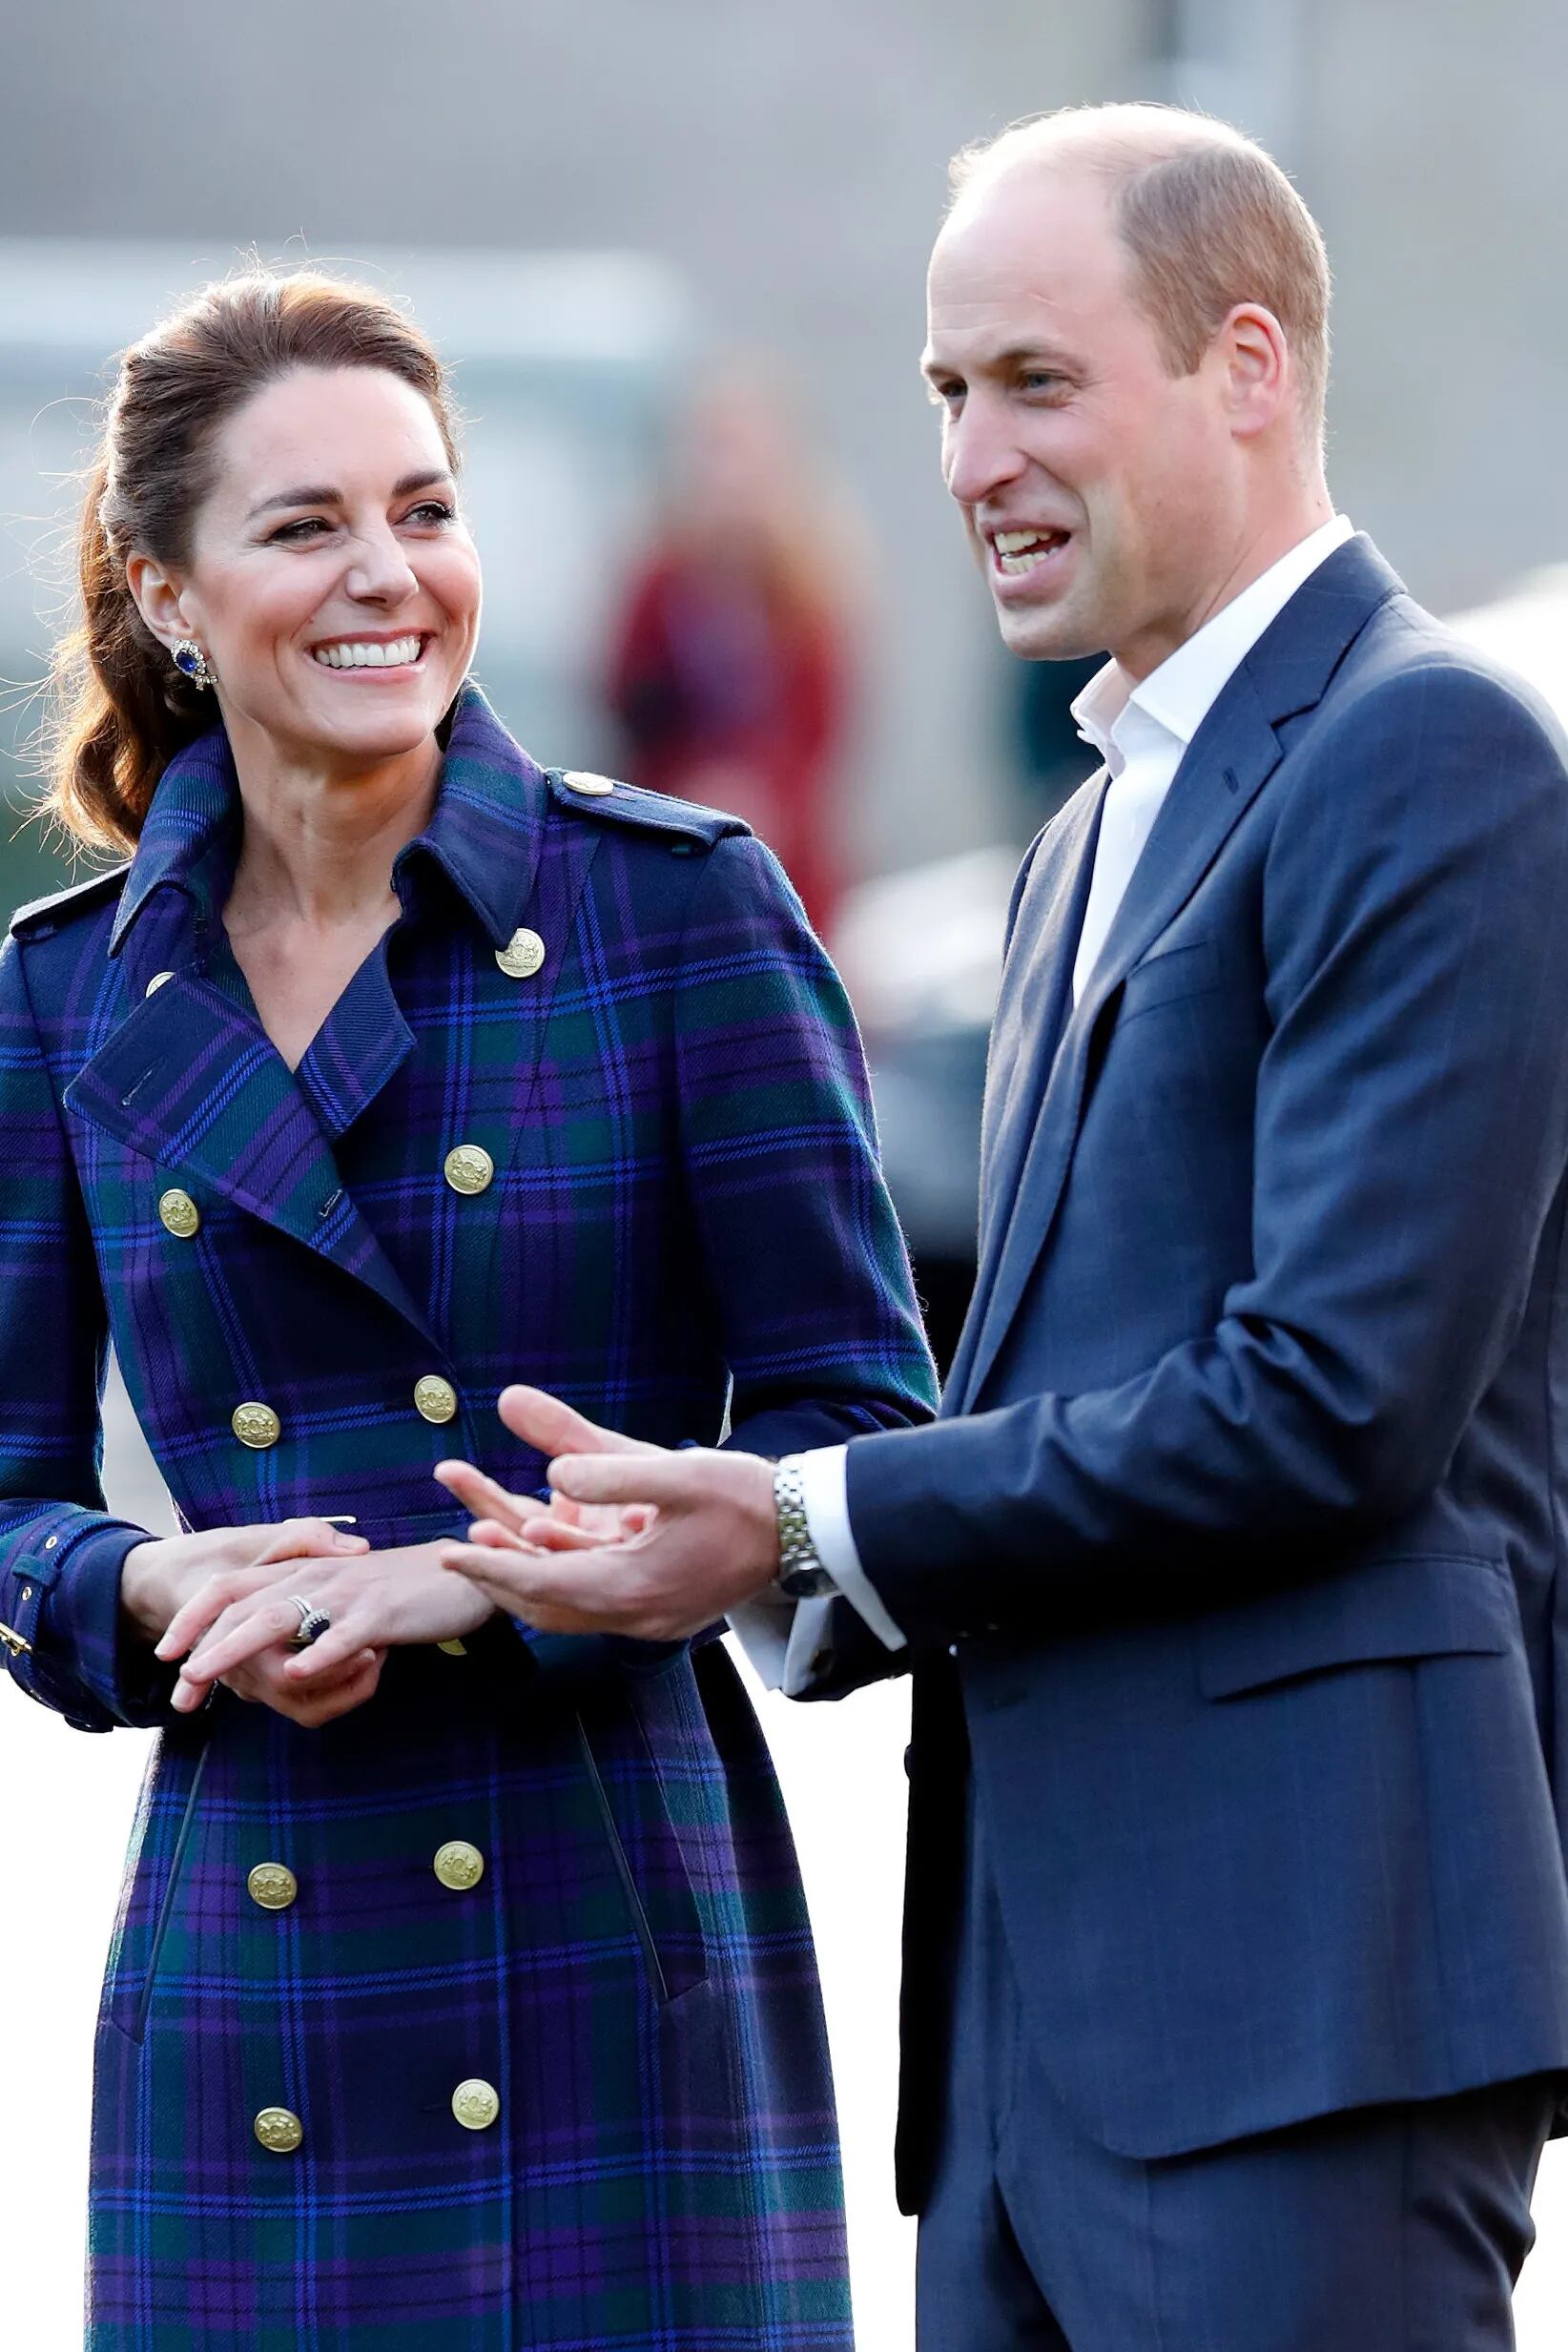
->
[0, 270, 937, 2348]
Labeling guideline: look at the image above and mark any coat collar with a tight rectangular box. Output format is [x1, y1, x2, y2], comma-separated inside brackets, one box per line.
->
[110, 681, 550, 965]
[956, 532, 1405, 1410]
[73, 684, 567, 1345]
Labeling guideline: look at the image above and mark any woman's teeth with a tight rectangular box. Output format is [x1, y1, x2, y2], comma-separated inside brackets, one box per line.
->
[994, 529, 1067, 575]
[314, 635, 423, 669]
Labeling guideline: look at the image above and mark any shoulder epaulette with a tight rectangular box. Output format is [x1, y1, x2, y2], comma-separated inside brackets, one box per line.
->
[544, 770, 753, 851]
[9, 860, 130, 941]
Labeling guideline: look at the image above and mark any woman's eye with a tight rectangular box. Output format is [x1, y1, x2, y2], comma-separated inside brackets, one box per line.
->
[269, 516, 332, 544]
[402, 501, 457, 527]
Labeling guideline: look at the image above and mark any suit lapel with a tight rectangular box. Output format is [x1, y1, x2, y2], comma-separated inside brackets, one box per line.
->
[956, 534, 1405, 1409]
[942, 780, 1105, 1413]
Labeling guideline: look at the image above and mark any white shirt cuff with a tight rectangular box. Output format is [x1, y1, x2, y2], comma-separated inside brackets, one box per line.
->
[727, 1444, 906, 1689]
[797, 1444, 907, 1654]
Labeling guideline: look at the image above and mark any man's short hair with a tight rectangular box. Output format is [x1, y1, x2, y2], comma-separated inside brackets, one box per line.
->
[949, 104, 1331, 452]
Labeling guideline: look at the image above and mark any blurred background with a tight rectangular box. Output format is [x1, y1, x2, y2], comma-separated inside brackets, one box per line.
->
[3, 2, 1568, 2343]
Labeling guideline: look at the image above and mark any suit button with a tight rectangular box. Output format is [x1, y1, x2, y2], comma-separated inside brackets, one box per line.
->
[157, 1188, 200, 1239]
[434, 1840, 485, 1891]
[451, 2078, 501, 2131]
[145, 970, 175, 997]
[232, 1402, 281, 1450]
[254, 2107, 303, 2154]
[247, 1863, 299, 1911]
[444, 1145, 494, 1196]
[415, 1376, 458, 1426]
[495, 927, 547, 980]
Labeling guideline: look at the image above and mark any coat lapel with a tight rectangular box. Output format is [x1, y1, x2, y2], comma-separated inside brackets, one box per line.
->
[67, 970, 437, 1338]
[957, 534, 1405, 1409]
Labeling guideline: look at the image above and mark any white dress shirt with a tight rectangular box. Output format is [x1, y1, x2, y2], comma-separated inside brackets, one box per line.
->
[732, 515, 1355, 1694]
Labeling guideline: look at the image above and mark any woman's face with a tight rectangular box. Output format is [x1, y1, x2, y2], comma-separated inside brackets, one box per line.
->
[137, 364, 482, 772]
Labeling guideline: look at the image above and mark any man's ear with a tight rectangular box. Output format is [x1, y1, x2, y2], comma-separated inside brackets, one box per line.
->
[125, 550, 192, 651]
[1221, 302, 1292, 441]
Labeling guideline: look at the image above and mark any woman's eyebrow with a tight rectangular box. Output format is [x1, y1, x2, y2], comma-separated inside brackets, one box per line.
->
[244, 468, 452, 522]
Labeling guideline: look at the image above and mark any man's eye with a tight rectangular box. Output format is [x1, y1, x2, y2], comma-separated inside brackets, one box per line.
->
[929, 382, 964, 410]
[1020, 372, 1064, 394]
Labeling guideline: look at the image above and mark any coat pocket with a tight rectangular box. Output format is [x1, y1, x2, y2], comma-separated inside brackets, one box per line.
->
[102, 1738, 211, 2044]
[574, 1670, 708, 2003]
[1195, 1554, 1515, 1701]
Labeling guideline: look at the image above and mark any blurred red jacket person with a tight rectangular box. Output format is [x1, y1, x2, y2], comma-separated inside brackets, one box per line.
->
[607, 379, 856, 935]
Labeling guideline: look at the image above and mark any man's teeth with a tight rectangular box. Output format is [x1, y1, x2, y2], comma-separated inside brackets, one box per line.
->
[314, 635, 423, 669]
[994, 528, 1067, 575]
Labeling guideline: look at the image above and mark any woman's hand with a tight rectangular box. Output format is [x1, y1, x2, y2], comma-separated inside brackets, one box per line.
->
[121, 1516, 370, 1645]
[157, 1539, 498, 1716]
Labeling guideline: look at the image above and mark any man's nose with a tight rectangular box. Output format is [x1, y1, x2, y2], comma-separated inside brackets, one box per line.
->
[943, 398, 1027, 508]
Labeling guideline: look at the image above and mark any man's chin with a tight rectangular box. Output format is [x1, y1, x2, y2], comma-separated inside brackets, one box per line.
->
[994, 598, 1102, 666]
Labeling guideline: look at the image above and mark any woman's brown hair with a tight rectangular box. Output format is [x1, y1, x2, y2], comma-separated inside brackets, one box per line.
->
[46, 268, 460, 855]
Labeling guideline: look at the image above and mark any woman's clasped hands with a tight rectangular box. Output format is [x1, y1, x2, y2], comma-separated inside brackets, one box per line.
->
[124, 1517, 500, 1724]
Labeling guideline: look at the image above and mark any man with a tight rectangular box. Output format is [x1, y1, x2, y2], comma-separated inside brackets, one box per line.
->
[436, 104, 1568, 2348]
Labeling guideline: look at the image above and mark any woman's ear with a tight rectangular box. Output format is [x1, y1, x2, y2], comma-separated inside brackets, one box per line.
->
[125, 551, 190, 651]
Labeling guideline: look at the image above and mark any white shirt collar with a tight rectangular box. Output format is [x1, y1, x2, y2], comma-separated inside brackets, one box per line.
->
[1071, 515, 1356, 772]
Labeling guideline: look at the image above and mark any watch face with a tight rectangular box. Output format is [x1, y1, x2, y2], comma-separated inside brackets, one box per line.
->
[777, 1563, 837, 1599]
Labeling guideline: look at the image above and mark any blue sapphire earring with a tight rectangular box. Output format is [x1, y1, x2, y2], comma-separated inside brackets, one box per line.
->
[173, 639, 214, 691]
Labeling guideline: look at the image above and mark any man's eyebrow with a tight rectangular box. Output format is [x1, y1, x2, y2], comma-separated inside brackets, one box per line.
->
[920, 342, 1078, 381]
[244, 468, 452, 522]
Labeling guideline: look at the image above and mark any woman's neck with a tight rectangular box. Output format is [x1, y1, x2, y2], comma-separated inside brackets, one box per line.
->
[223, 727, 443, 935]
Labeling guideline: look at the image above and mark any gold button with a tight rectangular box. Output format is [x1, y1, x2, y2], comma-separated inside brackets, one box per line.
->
[232, 1402, 281, 1450]
[157, 1187, 200, 1240]
[254, 2107, 303, 2154]
[495, 927, 546, 980]
[434, 1840, 485, 1892]
[437, 1638, 468, 1658]
[415, 1375, 458, 1425]
[247, 1863, 299, 1912]
[146, 970, 175, 997]
[451, 2078, 501, 2132]
[444, 1145, 494, 1197]
[561, 770, 616, 797]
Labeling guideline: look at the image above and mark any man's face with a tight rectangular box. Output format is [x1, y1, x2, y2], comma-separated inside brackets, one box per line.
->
[923, 165, 1242, 679]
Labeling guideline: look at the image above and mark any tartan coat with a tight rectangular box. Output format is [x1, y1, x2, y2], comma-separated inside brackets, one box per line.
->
[0, 683, 938, 2350]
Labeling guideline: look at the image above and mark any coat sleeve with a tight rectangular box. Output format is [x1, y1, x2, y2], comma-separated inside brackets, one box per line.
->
[0, 934, 160, 1731]
[672, 833, 939, 1460]
[840, 657, 1568, 1643]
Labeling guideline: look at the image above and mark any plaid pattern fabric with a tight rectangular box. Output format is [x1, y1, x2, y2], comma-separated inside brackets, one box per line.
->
[0, 686, 938, 2348]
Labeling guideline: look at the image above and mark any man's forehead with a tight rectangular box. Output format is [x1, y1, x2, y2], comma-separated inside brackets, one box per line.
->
[930, 163, 1122, 299]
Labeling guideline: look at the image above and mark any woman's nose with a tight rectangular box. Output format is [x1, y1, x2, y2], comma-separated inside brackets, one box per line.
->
[346, 527, 421, 604]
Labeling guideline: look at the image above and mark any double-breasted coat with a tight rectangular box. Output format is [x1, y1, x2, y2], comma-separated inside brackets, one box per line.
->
[0, 685, 937, 2349]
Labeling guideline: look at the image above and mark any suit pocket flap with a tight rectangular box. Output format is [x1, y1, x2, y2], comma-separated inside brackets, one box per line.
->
[1196, 1554, 1514, 1701]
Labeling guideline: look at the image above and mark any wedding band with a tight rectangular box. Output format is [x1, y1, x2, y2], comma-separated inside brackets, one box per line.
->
[286, 1596, 332, 1651]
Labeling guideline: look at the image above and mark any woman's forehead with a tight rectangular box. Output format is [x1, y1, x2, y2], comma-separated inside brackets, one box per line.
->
[206, 366, 451, 505]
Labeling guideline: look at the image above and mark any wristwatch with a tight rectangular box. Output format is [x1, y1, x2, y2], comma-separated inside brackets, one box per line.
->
[772, 1454, 838, 1599]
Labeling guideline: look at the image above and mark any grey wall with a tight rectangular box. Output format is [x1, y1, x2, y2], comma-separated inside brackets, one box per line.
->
[1, 0, 1562, 871]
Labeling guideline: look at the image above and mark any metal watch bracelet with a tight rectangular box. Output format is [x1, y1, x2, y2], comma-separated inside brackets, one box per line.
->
[772, 1454, 838, 1600]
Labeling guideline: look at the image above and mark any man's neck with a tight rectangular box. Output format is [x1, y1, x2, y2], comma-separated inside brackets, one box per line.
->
[1114, 492, 1335, 685]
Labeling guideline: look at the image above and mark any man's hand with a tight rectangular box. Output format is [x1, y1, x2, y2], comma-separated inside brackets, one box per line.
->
[434, 1385, 779, 1640]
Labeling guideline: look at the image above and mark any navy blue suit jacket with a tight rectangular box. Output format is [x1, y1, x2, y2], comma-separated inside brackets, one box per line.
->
[831, 537, 1568, 2202]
